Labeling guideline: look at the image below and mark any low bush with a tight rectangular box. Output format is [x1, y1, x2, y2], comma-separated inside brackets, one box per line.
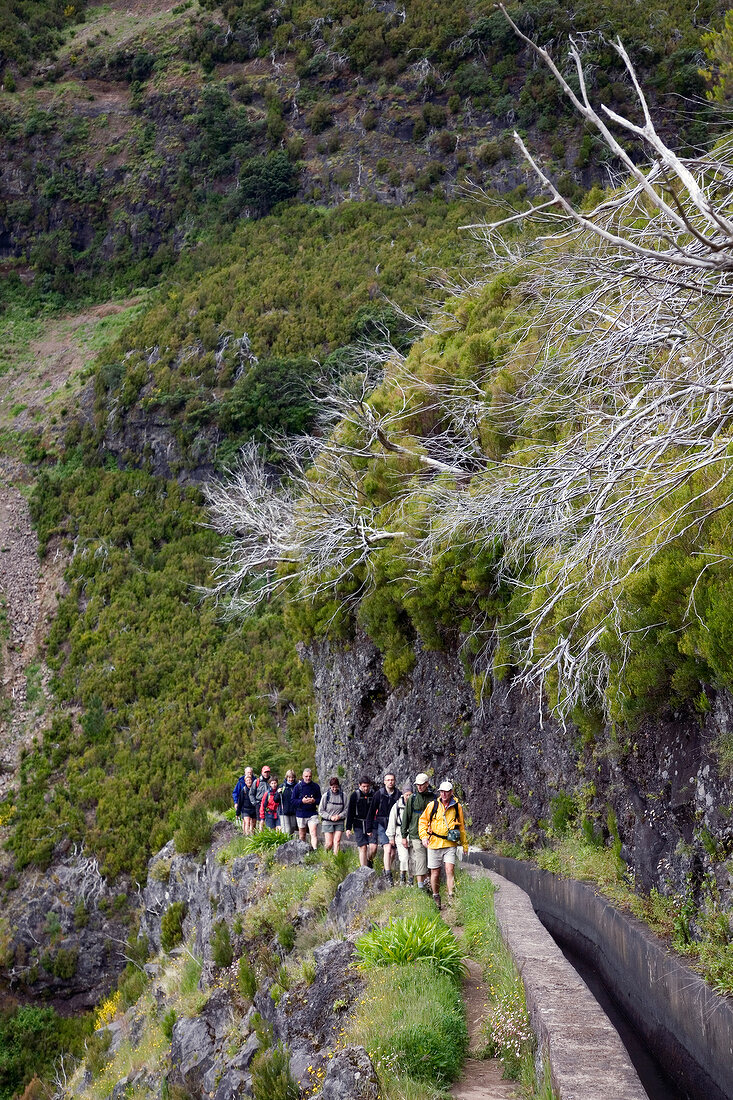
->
[0, 1005, 92, 1099]
[161, 902, 187, 953]
[238, 957, 257, 1000]
[161, 1009, 177, 1041]
[355, 915, 466, 984]
[251, 1043, 299, 1100]
[210, 921, 233, 968]
[218, 830, 289, 864]
[174, 805, 212, 855]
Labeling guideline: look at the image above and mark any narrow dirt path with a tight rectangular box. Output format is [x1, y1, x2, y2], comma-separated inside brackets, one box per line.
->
[0, 458, 54, 800]
[448, 910, 518, 1100]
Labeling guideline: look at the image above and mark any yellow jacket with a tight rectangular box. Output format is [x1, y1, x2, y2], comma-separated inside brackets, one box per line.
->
[418, 797, 468, 854]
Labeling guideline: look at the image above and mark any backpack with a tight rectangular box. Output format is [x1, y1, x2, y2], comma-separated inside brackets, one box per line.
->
[354, 790, 371, 821]
[323, 789, 345, 815]
[263, 791, 279, 819]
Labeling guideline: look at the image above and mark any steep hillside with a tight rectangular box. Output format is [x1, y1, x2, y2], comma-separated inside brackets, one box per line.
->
[0, 0, 724, 294]
[2, 0, 733, 1075]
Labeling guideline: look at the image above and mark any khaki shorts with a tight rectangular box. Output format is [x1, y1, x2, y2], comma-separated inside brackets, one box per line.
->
[427, 845, 457, 870]
[411, 838, 428, 875]
[395, 840, 413, 873]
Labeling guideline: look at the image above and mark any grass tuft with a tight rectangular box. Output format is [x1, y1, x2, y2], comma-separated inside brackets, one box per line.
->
[356, 915, 467, 985]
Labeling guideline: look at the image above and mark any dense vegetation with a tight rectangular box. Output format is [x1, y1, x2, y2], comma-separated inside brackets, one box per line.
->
[7, 464, 313, 880]
[91, 198, 486, 467]
[0, 0, 731, 976]
[0, 1005, 92, 1100]
[0, 0, 724, 297]
[0, 0, 87, 75]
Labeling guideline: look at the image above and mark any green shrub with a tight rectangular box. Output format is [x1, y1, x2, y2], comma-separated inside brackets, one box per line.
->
[118, 966, 148, 1008]
[210, 920, 233, 968]
[238, 957, 257, 1000]
[162, 1009, 177, 1041]
[174, 805, 212, 855]
[85, 1028, 113, 1078]
[251, 1043, 299, 1100]
[356, 916, 466, 984]
[308, 102, 333, 133]
[161, 902, 187, 952]
[550, 792, 577, 835]
[220, 830, 289, 860]
[49, 948, 78, 980]
[276, 923, 296, 951]
[180, 952, 203, 996]
[0, 1004, 92, 1098]
[150, 858, 172, 883]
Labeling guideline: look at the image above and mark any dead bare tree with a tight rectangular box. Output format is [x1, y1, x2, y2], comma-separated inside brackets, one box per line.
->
[428, 13, 733, 716]
[204, 14, 733, 719]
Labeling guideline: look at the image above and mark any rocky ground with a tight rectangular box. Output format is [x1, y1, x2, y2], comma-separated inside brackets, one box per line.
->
[0, 456, 48, 801]
[0, 298, 141, 801]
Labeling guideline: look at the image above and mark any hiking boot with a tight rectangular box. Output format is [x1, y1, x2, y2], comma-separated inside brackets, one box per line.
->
[399, 871, 407, 885]
[445, 893, 454, 907]
[383, 870, 394, 887]
[432, 893, 441, 910]
[408, 876, 414, 886]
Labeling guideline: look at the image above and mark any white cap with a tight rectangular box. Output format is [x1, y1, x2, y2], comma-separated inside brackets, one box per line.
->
[438, 780, 454, 792]
[415, 772, 430, 785]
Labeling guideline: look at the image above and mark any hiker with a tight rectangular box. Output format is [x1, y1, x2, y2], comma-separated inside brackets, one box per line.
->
[278, 770, 298, 835]
[345, 776, 376, 867]
[318, 776, 346, 854]
[233, 770, 257, 835]
[401, 772, 434, 889]
[259, 776, 281, 829]
[418, 780, 468, 909]
[253, 765, 272, 831]
[387, 783, 413, 884]
[293, 767, 321, 849]
[367, 772, 400, 885]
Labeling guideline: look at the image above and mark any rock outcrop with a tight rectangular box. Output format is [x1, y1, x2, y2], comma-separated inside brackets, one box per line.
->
[309, 630, 733, 910]
[1, 846, 134, 1009]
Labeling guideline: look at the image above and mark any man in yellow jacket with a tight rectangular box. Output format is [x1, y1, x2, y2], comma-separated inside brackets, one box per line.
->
[418, 780, 468, 909]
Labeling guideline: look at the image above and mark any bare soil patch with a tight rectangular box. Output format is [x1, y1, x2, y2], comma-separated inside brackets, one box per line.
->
[0, 298, 140, 437]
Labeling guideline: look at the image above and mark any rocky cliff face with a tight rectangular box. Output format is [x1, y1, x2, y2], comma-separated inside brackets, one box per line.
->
[309, 632, 733, 908]
[69, 826, 387, 1100]
[1, 847, 134, 1010]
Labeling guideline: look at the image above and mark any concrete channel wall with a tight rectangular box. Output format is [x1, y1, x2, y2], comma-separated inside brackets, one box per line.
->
[481, 869, 648, 1100]
[466, 852, 733, 1100]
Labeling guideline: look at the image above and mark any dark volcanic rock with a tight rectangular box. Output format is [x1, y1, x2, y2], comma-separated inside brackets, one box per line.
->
[320, 1045, 380, 1100]
[169, 989, 234, 1095]
[140, 821, 264, 970]
[254, 938, 362, 1089]
[272, 838, 311, 866]
[309, 630, 733, 909]
[1, 848, 134, 1008]
[327, 867, 388, 929]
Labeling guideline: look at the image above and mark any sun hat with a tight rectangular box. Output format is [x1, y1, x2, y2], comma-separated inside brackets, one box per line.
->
[438, 780, 454, 791]
[415, 772, 430, 785]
